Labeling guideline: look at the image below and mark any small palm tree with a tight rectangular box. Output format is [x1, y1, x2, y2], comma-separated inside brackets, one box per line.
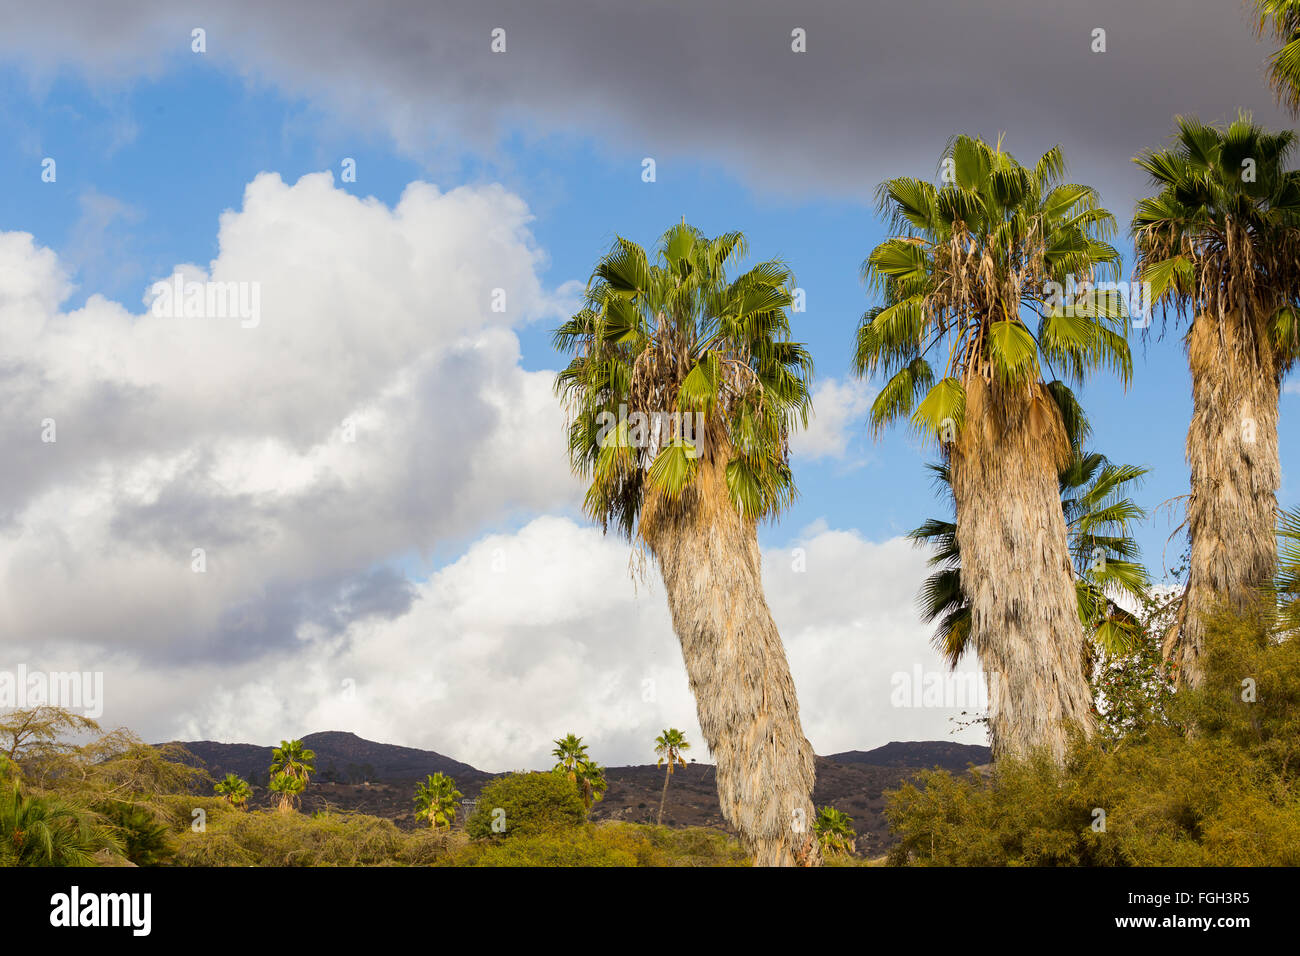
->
[555, 223, 820, 865]
[551, 735, 606, 810]
[268, 772, 305, 812]
[1254, 1, 1300, 115]
[269, 740, 315, 788]
[413, 773, 463, 830]
[813, 806, 856, 857]
[213, 773, 252, 810]
[0, 783, 122, 865]
[1133, 113, 1300, 686]
[911, 387, 1150, 671]
[1273, 505, 1300, 634]
[857, 135, 1131, 762]
[653, 729, 690, 825]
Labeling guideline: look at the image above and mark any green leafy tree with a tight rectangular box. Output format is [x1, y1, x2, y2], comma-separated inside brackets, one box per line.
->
[214, 773, 252, 810]
[813, 806, 857, 857]
[1132, 113, 1300, 686]
[268, 739, 315, 811]
[465, 772, 586, 839]
[1275, 505, 1300, 634]
[550, 734, 606, 810]
[857, 134, 1130, 762]
[413, 773, 463, 830]
[653, 728, 690, 825]
[554, 223, 820, 865]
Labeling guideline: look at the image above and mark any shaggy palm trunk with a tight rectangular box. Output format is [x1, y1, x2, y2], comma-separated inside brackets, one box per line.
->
[950, 381, 1095, 763]
[1170, 315, 1280, 687]
[657, 767, 671, 825]
[641, 450, 820, 867]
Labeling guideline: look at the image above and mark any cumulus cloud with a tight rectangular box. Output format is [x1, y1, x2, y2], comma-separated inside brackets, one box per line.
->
[126, 516, 984, 769]
[792, 377, 874, 463]
[0, 172, 582, 668]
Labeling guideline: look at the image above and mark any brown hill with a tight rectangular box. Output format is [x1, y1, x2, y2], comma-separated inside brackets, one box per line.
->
[169, 733, 988, 854]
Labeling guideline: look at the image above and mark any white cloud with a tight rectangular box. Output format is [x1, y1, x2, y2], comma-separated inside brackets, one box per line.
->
[145, 517, 985, 770]
[791, 377, 874, 463]
[0, 172, 582, 664]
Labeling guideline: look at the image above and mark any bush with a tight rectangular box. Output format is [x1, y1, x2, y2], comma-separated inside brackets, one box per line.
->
[465, 771, 585, 839]
[173, 809, 411, 866]
[886, 604, 1300, 866]
[440, 822, 749, 867]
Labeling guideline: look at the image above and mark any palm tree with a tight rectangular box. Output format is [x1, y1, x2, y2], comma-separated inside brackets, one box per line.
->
[413, 773, 463, 830]
[550, 735, 607, 810]
[911, 387, 1150, 672]
[0, 783, 122, 865]
[555, 223, 820, 865]
[1273, 505, 1300, 634]
[268, 772, 305, 812]
[551, 733, 589, 782]
[653, 728, 690, 825]
[1254, 1, 1300, 115]
[213, 772, 252, 810]
[1133, 114, 1300, 686]
[269, 739, 315, 788]
[856, 135, 1131, 762]
[813, 806, 856, 857]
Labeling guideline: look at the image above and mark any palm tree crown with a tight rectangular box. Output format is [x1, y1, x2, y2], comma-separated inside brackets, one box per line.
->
[654, 728, 690, 772]
[857, 134, 1131, 450]
[413, 773, 463, 830]
[554, 223, 813, 536]
[1132, 113, 1300, 366]
[1254, 1, 1300, 116]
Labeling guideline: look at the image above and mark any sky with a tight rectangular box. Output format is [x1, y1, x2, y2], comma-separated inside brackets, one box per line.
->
[0, 1, 1296, 771]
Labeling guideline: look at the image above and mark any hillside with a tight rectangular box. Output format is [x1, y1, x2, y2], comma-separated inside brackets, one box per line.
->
[169, 732, 989, 854]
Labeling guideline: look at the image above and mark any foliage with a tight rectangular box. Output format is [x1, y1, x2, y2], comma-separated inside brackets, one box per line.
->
[0, 783, 123, 866]
[440, 822, 749, 868]
[1253, 1, 1300, 116]
[554, 222, 814, 535]
[214, 772, 252, 809]
[465, 771, 586, 839]
[413, 772, 463, 830]
[886, 603, 1300, 865]
[550, 733, 607, 809]
[813, 806, 857, 856]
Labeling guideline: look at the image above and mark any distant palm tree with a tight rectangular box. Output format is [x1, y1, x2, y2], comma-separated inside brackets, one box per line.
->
[1133, 114, 1300, 686]
[551, 734, 606, 810]
[1273, 505, 1300, 634]
[269, 740, 315, 788]
[0, 783, 121, 866]
[857, 135, 1131, 762]
[653, 729, 690, 825]
[555, 223, 821, 865]
[214, 772, 252, 810]
[551, 734, 589, 782]
[911, 386, 1150, 670]
[413, 773, 463, 830]
[1254, 1, 1300, 115]
[268, 772, 305, 813]
[813, 806, 856, 857]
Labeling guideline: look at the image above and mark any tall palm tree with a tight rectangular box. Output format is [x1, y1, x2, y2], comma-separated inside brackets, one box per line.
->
[213, 772, 252, 810]
[413, 773, 463, 830]
[1254, 1, 1300, 115]
[1133, 113, 1300, 686]
[911, 386, 1150, 671]
[555, 223, 820, 865]
[856, 135, 1131, 761]
[813, 806, 856, 857]
[653, 728, 690, 825]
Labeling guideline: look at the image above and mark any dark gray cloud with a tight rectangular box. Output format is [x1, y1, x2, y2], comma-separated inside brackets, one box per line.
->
[1, 0, 1290, 209]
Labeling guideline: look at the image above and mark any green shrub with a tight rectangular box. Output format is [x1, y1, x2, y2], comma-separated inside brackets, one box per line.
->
[886, 604, 1300, 866]
[440, 822, 749, 867]
[465, 771, 585, 839]
[173, 809, 409, 866]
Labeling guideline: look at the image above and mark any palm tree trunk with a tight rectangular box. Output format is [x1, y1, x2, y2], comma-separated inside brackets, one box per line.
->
[1170, 315, 1281, 686]
[950, 380, 1094, 763]
[641, 449, 820, 867]
[658, 766, 671, 826]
